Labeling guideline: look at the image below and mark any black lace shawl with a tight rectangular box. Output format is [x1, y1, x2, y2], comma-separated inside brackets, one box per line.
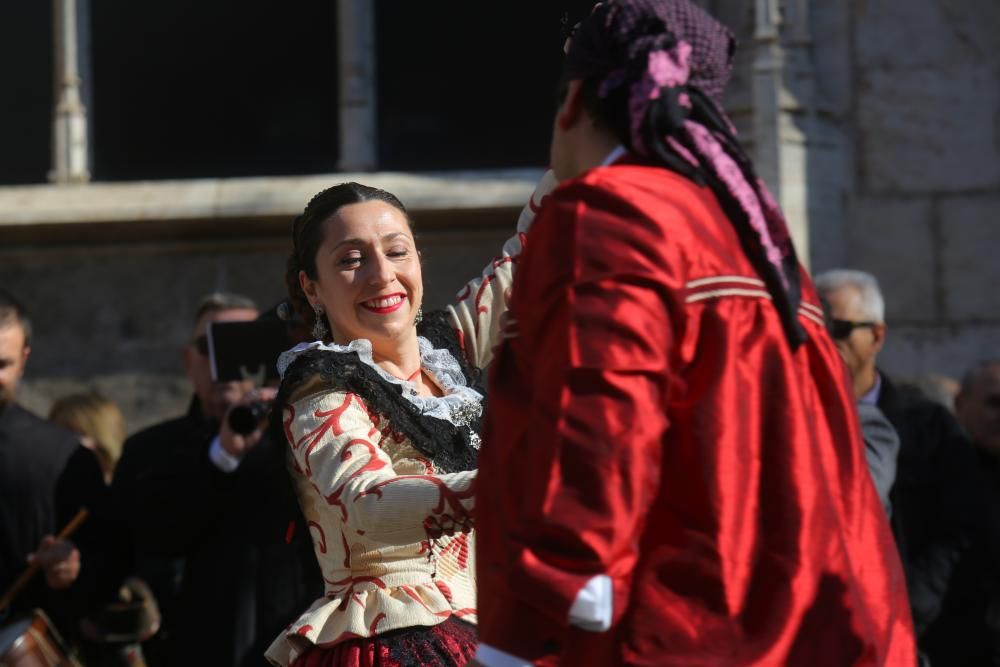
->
[270, 310, 483, 474]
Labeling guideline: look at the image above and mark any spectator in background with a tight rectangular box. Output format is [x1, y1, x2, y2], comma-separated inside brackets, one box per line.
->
[956, 361, 1000, 459]
[816, 269, 990, 665]
[50, 392, 127, 484]
[109, 292, 259, 666]
[904, 374, 961, 413]
[108, 292, 320, 667]
[0, 289, 106, 637]
[956, 361, 1000, 665]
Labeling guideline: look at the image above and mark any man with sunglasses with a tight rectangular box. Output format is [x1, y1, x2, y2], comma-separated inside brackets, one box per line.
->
[109, 292, 260, 666]
[816, 269, 990, 666]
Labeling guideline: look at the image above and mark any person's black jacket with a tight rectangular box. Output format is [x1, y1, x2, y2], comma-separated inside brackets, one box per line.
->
[0, 403, 107, 634]
[108, 398, 320, 667]
[880, 373, 991, 665]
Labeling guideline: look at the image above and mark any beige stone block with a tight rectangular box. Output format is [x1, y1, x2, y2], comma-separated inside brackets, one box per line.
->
[19, 374, 191, 436]
[844, 197, 937, 323]
[940, 196, 1000, 321]
[859, 66, 1000, 194]
[879, 325, 1000, 382]
[856, 0, 1000, 70]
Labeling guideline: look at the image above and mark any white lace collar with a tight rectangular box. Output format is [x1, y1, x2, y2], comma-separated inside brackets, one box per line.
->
[276, 336, 483, 431]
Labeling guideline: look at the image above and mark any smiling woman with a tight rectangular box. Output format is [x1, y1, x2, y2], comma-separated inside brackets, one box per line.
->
[265, 176, 555, 667]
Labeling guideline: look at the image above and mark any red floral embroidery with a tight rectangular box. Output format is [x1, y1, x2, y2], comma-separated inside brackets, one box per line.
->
[296, 394, 357, 476]
[324, 573, 388, 605]
[378, 422, 407, 446]
[283, 404, 296, 447]
[474, 256, 516, 315]
[368, 613, 386, 635]
[439, 533, 471, 570]
[324, 438, 388, 521]
[433, 579, 454, 603]
[355, 475, 474, 540]
[308, 521, 327, 554]
[412, 456, 434, 474]
[399, 585, 452, 618]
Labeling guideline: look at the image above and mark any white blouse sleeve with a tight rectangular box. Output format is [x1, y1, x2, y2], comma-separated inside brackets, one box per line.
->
[447, 170, 558, 370]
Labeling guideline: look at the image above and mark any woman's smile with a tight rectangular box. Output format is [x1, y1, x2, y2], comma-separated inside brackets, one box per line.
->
[361, 293, 407, 314]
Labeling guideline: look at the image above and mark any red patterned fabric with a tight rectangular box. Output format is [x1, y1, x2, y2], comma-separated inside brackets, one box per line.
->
[289, 618, 476, 667]
[475, 161, 916, 665]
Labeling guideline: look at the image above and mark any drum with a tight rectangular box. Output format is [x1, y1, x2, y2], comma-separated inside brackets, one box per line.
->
[0, 610, 77, 667]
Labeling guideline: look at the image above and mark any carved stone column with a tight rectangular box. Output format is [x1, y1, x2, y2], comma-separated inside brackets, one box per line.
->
[751, 0, 814, 265]
[336, 0, 377, 172]
[50, 0, 90, 183]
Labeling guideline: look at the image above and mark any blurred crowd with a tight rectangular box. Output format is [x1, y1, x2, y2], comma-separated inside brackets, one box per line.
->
[0, 289, 320, 666]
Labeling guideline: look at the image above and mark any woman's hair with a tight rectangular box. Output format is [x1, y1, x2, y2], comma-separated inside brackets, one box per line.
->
[285, 182, 409, 335]
[49, 392, 127, 482]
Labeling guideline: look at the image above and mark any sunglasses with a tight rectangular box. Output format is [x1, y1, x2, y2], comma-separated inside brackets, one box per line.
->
[827, 319, 877, 341]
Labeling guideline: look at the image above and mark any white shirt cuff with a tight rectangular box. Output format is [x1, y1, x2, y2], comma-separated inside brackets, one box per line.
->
[569, 574, 613, 631]
[208, 435, 242, 473]
[474, 575, 613, 666]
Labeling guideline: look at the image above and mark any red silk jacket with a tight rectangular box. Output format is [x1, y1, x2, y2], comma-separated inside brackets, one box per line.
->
[475, 162, 915, 666]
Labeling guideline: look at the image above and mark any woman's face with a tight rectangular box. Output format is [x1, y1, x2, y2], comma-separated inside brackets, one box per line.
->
[301, 200, 422, 347]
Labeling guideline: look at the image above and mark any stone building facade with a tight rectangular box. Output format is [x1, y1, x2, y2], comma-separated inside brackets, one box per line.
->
[1, 0, 997, 431]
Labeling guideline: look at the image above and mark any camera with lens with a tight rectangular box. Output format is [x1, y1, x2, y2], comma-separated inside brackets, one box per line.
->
[228, 400, 272, 436]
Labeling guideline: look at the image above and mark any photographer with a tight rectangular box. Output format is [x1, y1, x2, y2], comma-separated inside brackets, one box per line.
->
[109, 293, 320, 667]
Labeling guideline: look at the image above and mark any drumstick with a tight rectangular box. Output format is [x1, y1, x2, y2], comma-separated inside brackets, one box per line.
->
[0, 508, 89, 612]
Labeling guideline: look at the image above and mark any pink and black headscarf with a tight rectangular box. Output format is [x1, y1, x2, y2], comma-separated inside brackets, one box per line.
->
[565, 0, 807, 348]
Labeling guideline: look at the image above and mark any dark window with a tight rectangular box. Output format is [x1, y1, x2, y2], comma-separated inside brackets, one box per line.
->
[0, 1, 54, 185]
[375, 1, 566, 171]
[91, 0, 338, 181]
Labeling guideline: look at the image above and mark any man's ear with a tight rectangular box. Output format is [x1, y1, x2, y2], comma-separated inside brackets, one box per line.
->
[872, 322, 888, 355]
[19, 345, 30, 377]
[556, 79, 586, 131]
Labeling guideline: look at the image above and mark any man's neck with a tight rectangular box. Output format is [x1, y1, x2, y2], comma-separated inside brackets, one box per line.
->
[570, 130, 625, 179]
[854, 367, 879, 402]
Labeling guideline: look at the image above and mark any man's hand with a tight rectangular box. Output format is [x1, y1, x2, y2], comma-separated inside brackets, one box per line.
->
[27, 536, 80, 590]
[219, 387, 277, 458]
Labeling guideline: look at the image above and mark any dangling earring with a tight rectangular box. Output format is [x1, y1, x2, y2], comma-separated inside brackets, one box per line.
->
[312, 303, 330, 340]
[414, 306, 423, 325]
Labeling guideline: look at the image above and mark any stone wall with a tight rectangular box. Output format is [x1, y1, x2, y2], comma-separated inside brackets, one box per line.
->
[709, 0, 999, 381]
[841, 0, 1000, 380]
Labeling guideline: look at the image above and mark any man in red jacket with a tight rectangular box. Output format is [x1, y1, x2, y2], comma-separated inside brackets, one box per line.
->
[473, 1, 915, 665]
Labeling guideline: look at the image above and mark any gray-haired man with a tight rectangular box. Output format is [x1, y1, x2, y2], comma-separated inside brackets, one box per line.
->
[816, 269, 989, 665]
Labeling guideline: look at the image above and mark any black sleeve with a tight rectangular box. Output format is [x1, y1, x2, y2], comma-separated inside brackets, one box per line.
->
[902, 406, 986, 634]
[51, 444, 110, 626]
